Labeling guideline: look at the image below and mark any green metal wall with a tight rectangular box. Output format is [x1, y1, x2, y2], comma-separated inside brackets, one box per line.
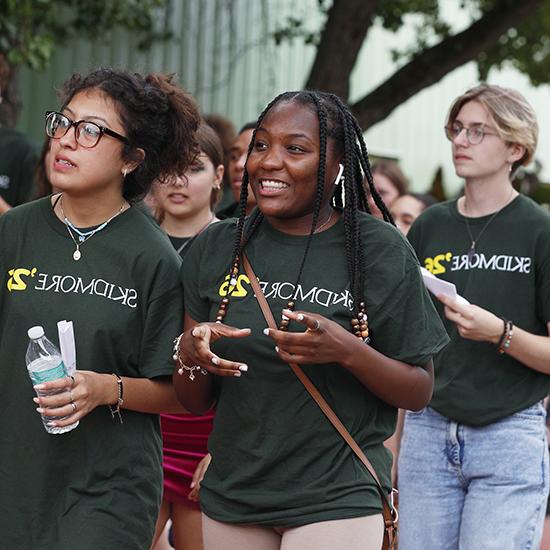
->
[17, 0, 319, 141]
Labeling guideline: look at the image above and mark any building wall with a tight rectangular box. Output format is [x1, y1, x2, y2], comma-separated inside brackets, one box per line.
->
[17, 0, 549, 196]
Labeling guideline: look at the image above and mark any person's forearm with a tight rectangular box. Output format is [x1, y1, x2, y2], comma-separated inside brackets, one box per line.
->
[173, 371, 215, 415]
[502, 326, 550, 374]
[111, 375, 188, 414]
[340, 334, 433, 410]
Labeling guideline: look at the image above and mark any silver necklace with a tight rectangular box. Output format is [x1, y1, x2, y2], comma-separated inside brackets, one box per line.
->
[59, 195, 126, 261]
[463, 188, 515, 262]
[314, 208, 334, 234]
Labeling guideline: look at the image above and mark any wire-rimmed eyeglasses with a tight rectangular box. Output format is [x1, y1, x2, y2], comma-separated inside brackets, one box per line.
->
[45, 111, 129, 148]
[444, 123, 499, 145]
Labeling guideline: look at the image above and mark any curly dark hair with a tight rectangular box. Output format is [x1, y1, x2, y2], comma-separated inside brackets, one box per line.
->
[59, 68, 201, 202]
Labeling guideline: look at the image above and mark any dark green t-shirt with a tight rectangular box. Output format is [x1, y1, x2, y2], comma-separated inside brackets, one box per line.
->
[0, 127, 38, 207]
[408, 195, 550, 426]
[0, 197, 184, 549]
[183, 213, 448, 527]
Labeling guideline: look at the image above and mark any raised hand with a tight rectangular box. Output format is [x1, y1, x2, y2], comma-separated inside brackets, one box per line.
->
[263, 308, 357, 365]
[178, 322, 251, 377]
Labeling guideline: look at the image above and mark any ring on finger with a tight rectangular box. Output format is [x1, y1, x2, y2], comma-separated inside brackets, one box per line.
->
[69, 391, 74, 403]
[70, 402, 77, 412]
[70, 375, 76, 387]
[310, 319, 321, 332]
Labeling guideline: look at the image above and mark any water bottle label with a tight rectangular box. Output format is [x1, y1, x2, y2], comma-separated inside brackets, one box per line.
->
[30, 361, 67, 384]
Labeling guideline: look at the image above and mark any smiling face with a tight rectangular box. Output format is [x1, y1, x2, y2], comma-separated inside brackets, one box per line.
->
[48, 89, 130, 198]
[450, 100, 523, 182]
[246, 99, 341, 233]
[153, 152, 222, 220]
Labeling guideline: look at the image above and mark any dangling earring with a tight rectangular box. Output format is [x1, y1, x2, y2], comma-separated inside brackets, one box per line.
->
[122, 168, 128, 178]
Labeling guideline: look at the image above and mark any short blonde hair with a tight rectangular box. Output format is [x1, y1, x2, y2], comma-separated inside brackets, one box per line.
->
[446, 84, 538, 173]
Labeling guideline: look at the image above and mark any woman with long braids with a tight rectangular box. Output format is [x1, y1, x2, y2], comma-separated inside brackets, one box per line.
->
[173, 91, 448, 550]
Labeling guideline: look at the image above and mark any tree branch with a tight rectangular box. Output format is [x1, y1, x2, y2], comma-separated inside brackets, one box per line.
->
[305, 0, 380, 99]
[350, 0, 542, 129]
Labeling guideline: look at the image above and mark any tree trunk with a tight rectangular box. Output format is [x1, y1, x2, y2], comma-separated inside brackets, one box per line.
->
[305, 0, 380, 100]
[305, 0, 542, 130]
[0, 54, 21, 128]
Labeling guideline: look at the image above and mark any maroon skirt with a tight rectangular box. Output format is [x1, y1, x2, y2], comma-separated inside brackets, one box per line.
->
[160, 412, 214, 507]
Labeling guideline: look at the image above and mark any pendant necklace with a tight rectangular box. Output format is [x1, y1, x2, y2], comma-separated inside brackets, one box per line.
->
[463, 187, 515, 263]
[59, 195, 127, 261]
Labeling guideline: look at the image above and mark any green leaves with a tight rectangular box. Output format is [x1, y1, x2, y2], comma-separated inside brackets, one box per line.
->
[0, 0, 169, 70]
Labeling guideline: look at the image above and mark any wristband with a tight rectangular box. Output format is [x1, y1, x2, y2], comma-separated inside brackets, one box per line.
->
[109, 373, 124, 424]
[498, 320, 513, 354]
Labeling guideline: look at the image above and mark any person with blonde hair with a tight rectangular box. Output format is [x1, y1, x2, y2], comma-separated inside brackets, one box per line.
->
[398, 84, 550, 549]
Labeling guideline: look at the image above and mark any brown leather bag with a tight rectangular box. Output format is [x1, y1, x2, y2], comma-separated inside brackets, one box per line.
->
[242, 253, 398, 550]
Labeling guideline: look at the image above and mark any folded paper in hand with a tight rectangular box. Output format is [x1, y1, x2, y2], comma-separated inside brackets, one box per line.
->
[420, 267, 469, 305]
[57, 320, 76, 375]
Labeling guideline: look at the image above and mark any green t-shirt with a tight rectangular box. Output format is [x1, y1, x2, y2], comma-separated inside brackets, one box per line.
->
[408, 196, 550, 426]
[182, 213, 448, 527]
[0, 197, 184, 549]
[0, 127, 38, 207]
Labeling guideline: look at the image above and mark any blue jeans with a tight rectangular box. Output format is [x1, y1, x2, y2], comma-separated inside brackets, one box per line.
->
[398, 403, 549, 550]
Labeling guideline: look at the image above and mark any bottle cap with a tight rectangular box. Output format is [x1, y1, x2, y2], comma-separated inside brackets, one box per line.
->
[28, 326, 45, 340]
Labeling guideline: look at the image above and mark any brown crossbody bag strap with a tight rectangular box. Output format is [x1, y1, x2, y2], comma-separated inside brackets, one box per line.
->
[242, 252, 397, 549]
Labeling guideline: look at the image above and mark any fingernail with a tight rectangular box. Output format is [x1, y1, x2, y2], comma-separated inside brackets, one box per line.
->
[282, 309, 292, 316]
[33, 397, 39, 403]
[234, 371, 242, 377]
[190, 482, 196, 488]
[36, 407, 44, 413]
[263, 328, 269, 336]
[281, 314, 289, 321]
[34, 384, 45, 390]
[212, 357, 220, 365]
[239, 364, 248, 372]
[275, 346, 279, 353]
[297, 314, 304, 321]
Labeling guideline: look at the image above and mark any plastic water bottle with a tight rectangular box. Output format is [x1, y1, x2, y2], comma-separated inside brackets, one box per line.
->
[26, 326, 79, 434]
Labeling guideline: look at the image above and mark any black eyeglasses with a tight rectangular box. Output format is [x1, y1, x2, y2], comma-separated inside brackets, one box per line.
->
[45, 111, 129, 148]
[444, 123, 498, 145]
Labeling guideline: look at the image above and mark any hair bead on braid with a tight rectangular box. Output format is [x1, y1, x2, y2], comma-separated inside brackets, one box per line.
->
[215, 91, 395, 342]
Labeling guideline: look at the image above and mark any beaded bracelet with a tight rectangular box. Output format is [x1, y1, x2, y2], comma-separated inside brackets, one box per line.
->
[109, 373, 124, 424]
[173, 333, 208, 381]
[498, 319, 514, 354]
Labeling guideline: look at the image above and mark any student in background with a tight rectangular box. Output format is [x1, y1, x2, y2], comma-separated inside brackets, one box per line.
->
[399, 84, 550, 550]
[390, 192, 437, 236]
